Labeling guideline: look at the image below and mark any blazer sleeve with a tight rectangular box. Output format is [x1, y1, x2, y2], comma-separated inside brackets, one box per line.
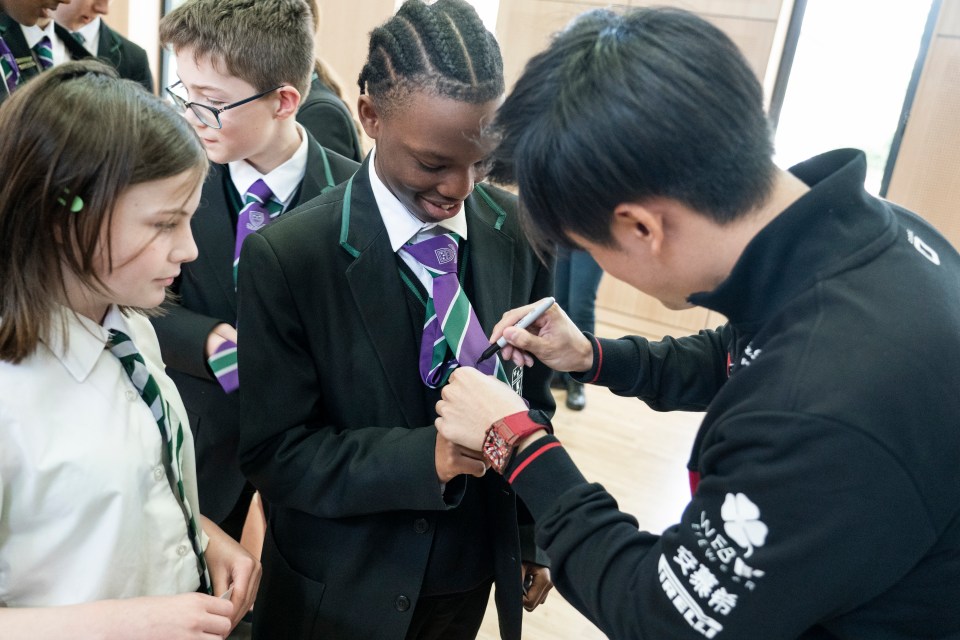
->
[150, 292, 224, 381]
[236, 229, 458, 519]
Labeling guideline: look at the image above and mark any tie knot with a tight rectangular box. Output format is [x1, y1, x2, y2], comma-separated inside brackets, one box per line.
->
[72, 31, 85, 45]
[402, 233, 460, 276]
[107, 329, 141, 359]
[244, 179, 275, 206]
[33, 36, 53, 70]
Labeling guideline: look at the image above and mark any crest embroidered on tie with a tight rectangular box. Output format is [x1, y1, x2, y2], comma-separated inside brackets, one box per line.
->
[234, 179, 283, 286]
[434, 245, 456, 265]
[402, 233, 510, 388]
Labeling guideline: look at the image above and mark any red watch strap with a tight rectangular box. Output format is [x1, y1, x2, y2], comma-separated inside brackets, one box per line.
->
[498, 410, 543, 444]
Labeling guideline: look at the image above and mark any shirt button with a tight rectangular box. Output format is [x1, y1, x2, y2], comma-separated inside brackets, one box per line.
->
[125, 390, 137, 401]
[395, 595, 411, 612]
[413, 518, 429, 534]
[176, 544, 189, 557]
[153, 466, 165, 481]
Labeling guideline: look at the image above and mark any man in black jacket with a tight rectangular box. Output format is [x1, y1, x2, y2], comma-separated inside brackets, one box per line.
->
[435, 7, 960, 639]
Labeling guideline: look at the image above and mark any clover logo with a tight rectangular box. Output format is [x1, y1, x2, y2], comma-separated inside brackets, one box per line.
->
[721, 493, 768, 558]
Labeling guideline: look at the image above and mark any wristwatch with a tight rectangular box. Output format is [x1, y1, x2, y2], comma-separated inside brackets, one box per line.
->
[483, 409, 552, 474]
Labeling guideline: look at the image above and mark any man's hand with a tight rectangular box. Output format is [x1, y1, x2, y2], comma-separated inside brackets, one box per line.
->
[522, 563, 553, 612]
[435, 367, 528, 451]
[489, 302, 593, 372]
[435, 431, 487, 483]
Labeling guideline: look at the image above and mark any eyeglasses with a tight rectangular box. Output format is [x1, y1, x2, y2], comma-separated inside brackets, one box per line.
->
[165, 80, 284, 129]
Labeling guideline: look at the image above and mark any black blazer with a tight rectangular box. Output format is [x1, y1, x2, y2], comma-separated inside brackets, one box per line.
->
[296, 73, 363, 163]
[151, 134, 359, 525]
[236, 157, 555, 639]
[97, 20, 153, 93]
[0, 13, 89, 102]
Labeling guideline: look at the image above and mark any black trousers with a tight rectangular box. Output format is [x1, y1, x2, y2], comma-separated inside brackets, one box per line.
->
[405, 579, 493, 640]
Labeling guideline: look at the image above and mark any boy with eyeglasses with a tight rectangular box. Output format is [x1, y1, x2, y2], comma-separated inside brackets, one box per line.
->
[153, 0, 359, 552]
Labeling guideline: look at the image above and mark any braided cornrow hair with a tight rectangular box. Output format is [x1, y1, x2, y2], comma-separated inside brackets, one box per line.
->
[358, 0, 504, 113]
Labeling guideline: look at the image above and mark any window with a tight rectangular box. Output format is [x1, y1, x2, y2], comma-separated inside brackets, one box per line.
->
[770, 0, 937, 195]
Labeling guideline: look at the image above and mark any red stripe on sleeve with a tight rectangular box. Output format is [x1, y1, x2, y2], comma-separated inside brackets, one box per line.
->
[508, 442, 563, 484]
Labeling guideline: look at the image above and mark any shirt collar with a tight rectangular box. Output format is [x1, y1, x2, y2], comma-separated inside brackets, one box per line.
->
[21, 20, 55, 49]
[367, 146, 469, 254]
[74, 17, 100, 49]
[228, 123, 309, 209]
[41, 305, 131, 383]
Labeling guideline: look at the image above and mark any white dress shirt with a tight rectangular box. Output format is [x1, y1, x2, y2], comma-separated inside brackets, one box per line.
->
[70, 16, 101, 56]
[368, 146, 469, 295]
[228, 122, 310, 212]
[0, 306, 208, 606]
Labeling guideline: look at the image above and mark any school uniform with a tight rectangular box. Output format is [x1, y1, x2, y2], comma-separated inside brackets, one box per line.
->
[0, 306, 206, 605]
[296, 72, 363, 163]
[0, 12, 89, 101]
[151, 127, 359, 538]
[236, 151, 555, 639]
[69, 16, 153, 93]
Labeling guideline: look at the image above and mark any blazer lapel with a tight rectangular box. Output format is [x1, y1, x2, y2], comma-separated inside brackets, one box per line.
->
[296, 132, 330, 207]
[54, 23, 90, 61]
[465, 186, 516, 335]
[341, 159, 424, 428]
[96, 21, 120, 64]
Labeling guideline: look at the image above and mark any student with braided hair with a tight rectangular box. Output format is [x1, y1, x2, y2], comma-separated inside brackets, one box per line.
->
[236, 1, 554, 637]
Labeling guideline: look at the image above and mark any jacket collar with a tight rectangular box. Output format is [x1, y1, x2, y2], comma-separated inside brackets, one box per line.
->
[690, 149, 897, 329]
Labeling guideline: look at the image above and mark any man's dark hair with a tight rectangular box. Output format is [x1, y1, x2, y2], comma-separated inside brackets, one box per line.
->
[357, 0, 504, 114]
[489, 7, 776, 252]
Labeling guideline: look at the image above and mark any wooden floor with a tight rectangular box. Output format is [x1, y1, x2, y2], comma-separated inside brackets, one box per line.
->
[477, 368, 705, 639]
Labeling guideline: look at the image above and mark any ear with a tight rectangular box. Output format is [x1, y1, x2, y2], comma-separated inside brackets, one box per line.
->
[611, 202, 665, 257]
[274, 86, 302, 120]
[357, 95, 382, 141]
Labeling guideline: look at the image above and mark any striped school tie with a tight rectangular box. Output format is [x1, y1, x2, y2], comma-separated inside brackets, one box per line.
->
[108, 329, 212, 594]
[233, 179, 283, 286]
[401, 233, 509, 388]
[0, 37, 18, 94]
[33, 35, 53, 71]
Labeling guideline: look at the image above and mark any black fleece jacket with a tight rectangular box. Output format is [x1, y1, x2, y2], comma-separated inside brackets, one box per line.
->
[507, 149, 960, 639]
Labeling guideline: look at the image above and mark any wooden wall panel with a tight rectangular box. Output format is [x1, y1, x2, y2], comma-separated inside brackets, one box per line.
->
[886, 3, 960, 251]
[315, 0, 396, 134]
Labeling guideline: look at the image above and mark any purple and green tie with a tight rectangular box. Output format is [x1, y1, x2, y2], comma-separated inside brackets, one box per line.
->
[0, 37, 19, 93]
[233, 178, 283, 287]
[108, 329, 211, 594]
[402, 233, 509, 388]
[33, 35, 53, 71]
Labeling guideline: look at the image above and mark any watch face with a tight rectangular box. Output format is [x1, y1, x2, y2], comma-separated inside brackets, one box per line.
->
[483, 427, 511, 474]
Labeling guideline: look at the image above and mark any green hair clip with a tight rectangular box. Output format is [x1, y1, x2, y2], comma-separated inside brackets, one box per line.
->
[57, 189, 84, 213]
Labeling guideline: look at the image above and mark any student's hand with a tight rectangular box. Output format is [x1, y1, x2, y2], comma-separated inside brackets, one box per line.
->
[205, 323, 238, 359]
[521, 562, 553, 612]
[0, 594, 234, 640]
[112, 594, 234, 639]
[435, 367, 528, 451]
[435, 430, 487, 483]
[490, 302, 593, 373]
[200, 516, 261, 631]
